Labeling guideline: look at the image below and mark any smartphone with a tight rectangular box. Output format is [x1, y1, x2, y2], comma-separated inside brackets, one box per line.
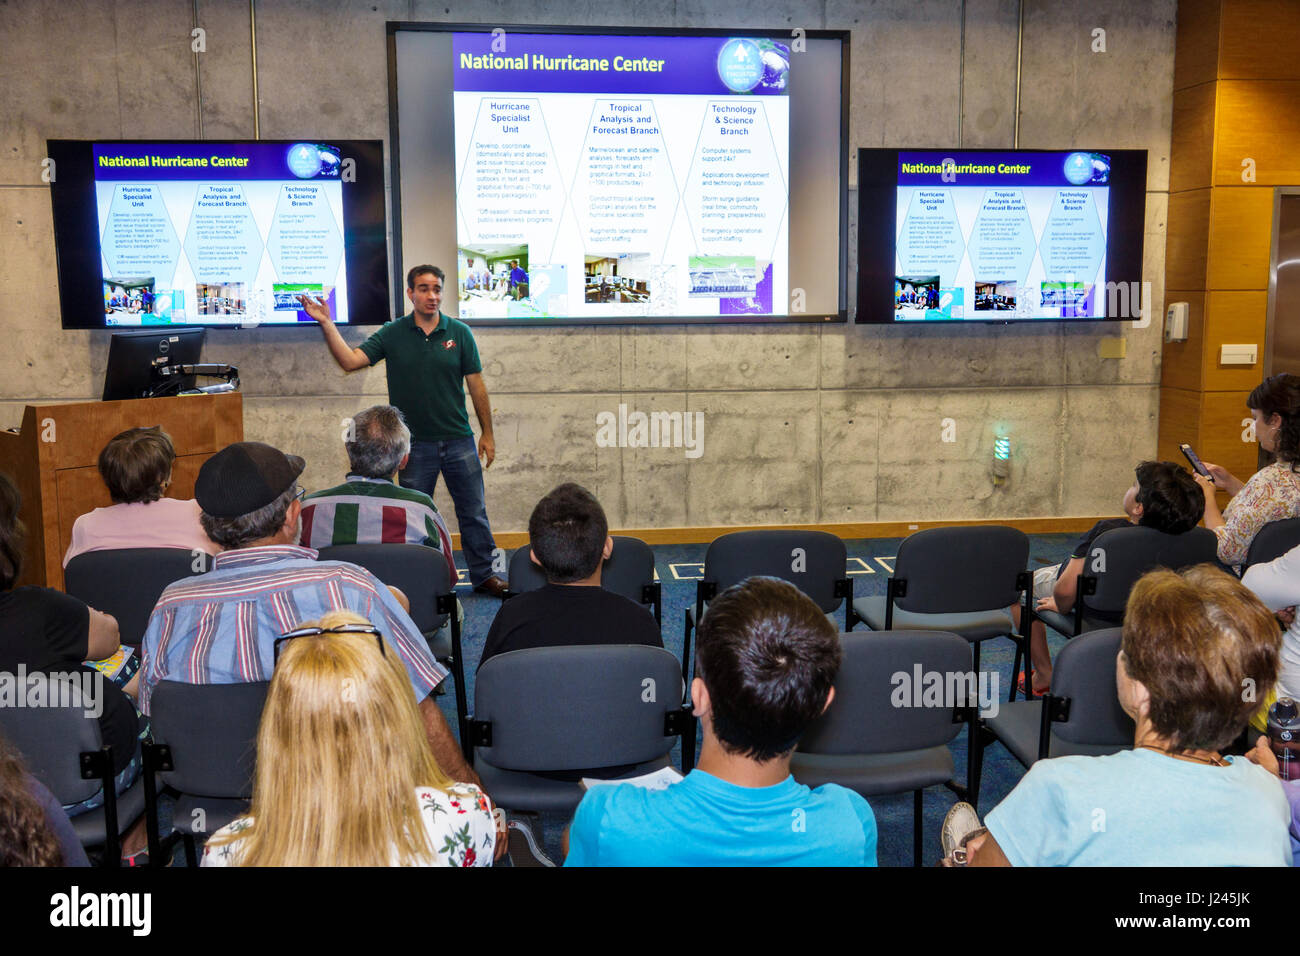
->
[1179, 443, 1213, 480]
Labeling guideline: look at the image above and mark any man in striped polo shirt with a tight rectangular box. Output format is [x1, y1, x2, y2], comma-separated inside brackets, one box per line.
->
[138, 440, 482, 793]
[301, 405, 457, 587]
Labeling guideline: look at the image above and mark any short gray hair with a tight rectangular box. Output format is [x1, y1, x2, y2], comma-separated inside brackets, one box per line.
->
[201, 483, 298, 550]
[346, 405, 411, 478]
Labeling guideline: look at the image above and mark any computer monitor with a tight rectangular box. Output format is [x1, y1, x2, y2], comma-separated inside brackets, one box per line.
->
[102, 327, 206, 400]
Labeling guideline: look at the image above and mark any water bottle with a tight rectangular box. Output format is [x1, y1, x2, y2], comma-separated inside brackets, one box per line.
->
[1267, 697, 1300, 780]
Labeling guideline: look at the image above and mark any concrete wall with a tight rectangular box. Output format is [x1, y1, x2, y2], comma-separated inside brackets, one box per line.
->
[0, 0, 1177, 536]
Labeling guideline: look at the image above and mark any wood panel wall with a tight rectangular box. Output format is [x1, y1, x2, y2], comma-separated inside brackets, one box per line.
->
[1161, 0, 1300, 488]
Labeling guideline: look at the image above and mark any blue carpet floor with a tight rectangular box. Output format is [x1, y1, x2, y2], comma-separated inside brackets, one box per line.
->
[439, 532, 1080, 867]
[160, 533, 1081, 867]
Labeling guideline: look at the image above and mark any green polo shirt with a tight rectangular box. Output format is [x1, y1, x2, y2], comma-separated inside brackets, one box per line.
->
[358, 312, 482, 442]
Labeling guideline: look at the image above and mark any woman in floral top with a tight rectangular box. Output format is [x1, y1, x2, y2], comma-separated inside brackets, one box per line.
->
[1198, 374, 1300, 567]
[201, 610, 495, 866]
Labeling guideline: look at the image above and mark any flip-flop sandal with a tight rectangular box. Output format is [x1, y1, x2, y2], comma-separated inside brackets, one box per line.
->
[1016, 671, 1051, 697]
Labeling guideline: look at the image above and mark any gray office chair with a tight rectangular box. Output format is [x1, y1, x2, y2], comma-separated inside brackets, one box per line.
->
[469, 645, 689, 815]
[791, 630, 973, 866]
[143, 679, 269, 867]
[1035, 526, 1219, 637]
[506, 534, 662, 625]
[0, 672, 146, 866]
[1242, 517, 1300, 573]
[65, 548, 211, 646]
[317, 543, 467, 757]
[850, 525, 1032, 695]
[971, 627, 1134, 804]
[847, 525, 1032, 792]
[682, 530, 852, 769]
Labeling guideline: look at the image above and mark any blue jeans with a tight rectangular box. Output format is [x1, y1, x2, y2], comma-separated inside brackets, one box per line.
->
[400, 436, 498, 586]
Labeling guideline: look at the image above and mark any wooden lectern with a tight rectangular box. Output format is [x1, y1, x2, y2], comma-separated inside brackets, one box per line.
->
[0, 393, 242, 590]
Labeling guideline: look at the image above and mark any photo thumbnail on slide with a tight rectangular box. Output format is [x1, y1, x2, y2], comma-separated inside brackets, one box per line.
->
[893, 273, 962, 320]
[894, 150, 1112, 320]
[103, 276, 167, 320]
[457, 242, 558, 317]
[586, 254, 650, 306]
[92, 142, 351, 326]
[451, 31, 791, 321]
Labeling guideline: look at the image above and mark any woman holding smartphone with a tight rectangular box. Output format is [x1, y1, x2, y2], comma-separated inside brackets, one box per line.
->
[1197, 374, 1300, 567]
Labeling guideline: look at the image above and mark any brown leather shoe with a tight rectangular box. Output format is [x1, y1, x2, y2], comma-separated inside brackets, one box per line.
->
[473, 575, 510, 598]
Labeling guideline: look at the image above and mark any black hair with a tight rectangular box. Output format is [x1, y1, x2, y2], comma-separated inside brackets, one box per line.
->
[406, 264, 445, 290]
[1134, 461, 1204, 534]
[695, 576, 842, 762]
[0, 473, 22, 590]
[527, 483, 608, 584]
[1248, 374, 1300, 468]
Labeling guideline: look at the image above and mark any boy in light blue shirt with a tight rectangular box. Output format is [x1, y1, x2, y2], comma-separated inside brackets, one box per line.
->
[565, 576, 877, 867]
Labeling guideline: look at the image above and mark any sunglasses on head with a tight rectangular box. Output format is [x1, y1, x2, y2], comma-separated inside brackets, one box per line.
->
[273, 623, 386, 664]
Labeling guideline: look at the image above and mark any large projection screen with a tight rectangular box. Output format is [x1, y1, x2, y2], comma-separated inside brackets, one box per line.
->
[388, 23, 847, 325]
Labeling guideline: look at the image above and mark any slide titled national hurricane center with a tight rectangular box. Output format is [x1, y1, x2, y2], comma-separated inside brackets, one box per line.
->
[892, 150, 1113, 321]
[451, 32, 791, 321]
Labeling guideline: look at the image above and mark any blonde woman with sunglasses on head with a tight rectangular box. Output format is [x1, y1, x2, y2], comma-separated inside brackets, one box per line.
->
[201, 610, 496, 866]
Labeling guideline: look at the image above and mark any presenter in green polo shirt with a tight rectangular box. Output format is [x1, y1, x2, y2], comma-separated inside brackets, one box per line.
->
[300, 264, 508, 597]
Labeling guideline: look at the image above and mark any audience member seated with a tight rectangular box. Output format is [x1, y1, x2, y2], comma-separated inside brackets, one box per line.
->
[946, 565, 1291, 867]
[1242, 542, 1300, 701]
[137, 441, 480, 793]
[201, 610, 496, 866]
[1015, 461, 1203, 694]
[299, 405, 456, 584]
[563, 576, 878, 866]
[0, 473, 144, 828]
[0, 729, 89, 867]
[480, 483, 661, 668]
[63, 426, 217, 566]
[1198, 373, 1300, 567]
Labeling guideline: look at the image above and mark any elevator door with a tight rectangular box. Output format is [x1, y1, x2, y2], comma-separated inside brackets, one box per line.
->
[1260, 191, 1300, 468]
[1267, 192, 1300, 377]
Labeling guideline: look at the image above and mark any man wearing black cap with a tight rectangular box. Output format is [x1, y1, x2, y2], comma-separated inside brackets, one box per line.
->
[137, 441, 480, 789]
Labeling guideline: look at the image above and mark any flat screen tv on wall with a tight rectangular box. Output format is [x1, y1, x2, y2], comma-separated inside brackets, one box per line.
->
[389, 23, 849, 325]
[48, 139, 390, 329]
[856, 147, 1148, 324]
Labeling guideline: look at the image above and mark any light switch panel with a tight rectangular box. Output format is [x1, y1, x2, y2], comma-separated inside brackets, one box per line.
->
[1220, 344, 1257, 365]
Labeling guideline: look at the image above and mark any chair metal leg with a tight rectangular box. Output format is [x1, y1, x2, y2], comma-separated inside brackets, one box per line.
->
[681, 607, 694, 690]
[966, 720, 978, 804]
[969, 723, 991, 812]
[913, 789, 923, 867]
[1010, 642, 1023, 702]
[1019, 581, 1035, 700]
[142, 743, 163, 865]
[82, 746, 122, 867]
[440, 596, 471, 763]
